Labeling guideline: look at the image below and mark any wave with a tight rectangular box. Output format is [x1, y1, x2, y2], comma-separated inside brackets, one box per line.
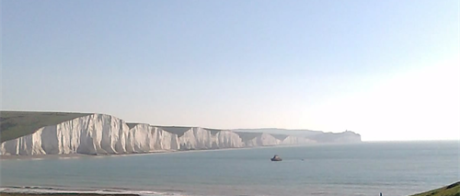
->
[0, 186, 191, 196]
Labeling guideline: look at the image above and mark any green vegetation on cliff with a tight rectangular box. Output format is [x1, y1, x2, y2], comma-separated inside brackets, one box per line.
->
[411, 182, 460, 196]
[0, 111, 90, 142]
[155, 126, 222, 137]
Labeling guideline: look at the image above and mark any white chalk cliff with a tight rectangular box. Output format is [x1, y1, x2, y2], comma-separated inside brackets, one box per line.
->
[0, 114, 312, 156]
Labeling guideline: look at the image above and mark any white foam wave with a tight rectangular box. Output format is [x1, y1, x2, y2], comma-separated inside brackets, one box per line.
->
[0, 186, 191, 196]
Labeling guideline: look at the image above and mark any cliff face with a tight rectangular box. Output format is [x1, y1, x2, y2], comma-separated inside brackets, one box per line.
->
[0, 114, 311, 156]
[244, 133, 279, 147]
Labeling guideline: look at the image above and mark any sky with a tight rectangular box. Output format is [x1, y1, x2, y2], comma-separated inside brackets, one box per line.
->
[1, 0, 459, 141]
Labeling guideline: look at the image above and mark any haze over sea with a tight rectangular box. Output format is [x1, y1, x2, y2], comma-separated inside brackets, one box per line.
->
[0, 141, 458, 196]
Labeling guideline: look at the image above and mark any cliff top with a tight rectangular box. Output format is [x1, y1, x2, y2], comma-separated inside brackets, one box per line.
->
[155, 126, 222, 137]
[411, 181, 460, 196]
[0, 111, 90, 142]
[236, 132, 263, 141]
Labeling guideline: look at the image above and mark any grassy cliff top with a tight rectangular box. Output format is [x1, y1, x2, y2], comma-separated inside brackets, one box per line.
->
[156, 126, 222, 137]
[0, 111, 90, 143]
[157, 126, 193, 137]
[271, 134, 289, 140]
[411, 182, 460, 196]
[236, 132, 263, 141]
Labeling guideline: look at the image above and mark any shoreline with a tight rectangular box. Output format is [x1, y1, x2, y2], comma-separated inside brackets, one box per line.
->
[0, 186, 164, 196]
[0, 143, 316, 160]
[4, 140, 450, 160]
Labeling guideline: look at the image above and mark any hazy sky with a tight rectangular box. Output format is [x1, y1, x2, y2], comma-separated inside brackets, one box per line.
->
[2, 0, 459, 141]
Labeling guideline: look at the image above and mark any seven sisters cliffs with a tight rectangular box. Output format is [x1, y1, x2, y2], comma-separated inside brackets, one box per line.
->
[0, 111, 361, 156]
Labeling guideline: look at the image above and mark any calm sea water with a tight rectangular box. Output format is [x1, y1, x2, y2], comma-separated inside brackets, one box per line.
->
[0, 141, 459, 196]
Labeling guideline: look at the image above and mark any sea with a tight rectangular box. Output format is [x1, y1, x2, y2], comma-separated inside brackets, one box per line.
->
[0, 141, 459, 196]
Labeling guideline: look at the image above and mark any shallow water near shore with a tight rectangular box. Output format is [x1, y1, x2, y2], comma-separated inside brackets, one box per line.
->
[1, 141, 459, 196]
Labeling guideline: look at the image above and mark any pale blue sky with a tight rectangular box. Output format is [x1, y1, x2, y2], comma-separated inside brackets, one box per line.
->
[2, 0, 459, 141]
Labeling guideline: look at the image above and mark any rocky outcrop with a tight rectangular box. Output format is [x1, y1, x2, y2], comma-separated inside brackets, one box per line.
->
[0, 114, 311, 156]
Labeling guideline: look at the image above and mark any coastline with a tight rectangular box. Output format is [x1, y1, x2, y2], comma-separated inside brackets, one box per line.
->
[0, 143, 315, 161]
[0, 149, 184, 160]
[0, 154, 91, 160]
[0, 187, 164, 196]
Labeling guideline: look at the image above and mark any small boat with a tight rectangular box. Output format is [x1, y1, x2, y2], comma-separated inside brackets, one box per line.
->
[271, 154, 282, 161]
